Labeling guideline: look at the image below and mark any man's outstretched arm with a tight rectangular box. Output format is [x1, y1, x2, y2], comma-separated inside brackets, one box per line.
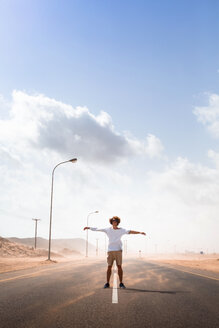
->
[83, 227, 106, 232]
[129, 230, 146, 235]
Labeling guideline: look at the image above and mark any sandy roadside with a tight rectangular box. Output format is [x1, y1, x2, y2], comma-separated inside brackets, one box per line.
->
[0, 257, 57, 273]
[1, 254, 219, 275]
[0, 256, 80, 273]
[145, 254, 219, 274]
[0, 256, 105, 274]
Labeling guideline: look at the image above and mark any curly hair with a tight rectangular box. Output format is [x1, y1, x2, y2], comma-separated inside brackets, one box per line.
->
[109, 216, 121, 225]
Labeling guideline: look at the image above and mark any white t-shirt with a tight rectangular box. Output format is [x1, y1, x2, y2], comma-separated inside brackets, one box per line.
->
[90, 227, 130, 251]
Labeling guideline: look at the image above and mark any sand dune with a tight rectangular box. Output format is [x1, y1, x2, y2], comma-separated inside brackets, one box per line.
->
[8, 236, 95, 254]
[0, 236, 84, 273]
[0, 236, 59, 258]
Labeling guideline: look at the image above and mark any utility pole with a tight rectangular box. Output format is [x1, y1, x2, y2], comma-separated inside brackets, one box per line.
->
[104, 234, 107, 256]
[124, 240, 127, 255]
[96, 239, 99, 256]
[145, 238, 147, 256]
[32, 218, 40, 249]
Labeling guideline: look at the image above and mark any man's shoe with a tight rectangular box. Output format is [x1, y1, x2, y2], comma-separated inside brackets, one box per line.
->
[119, 282, 126, 289]
[104, 282, 110, 288]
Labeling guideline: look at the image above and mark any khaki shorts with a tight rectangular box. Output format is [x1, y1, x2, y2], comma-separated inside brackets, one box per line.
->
[107, 250, 123, 266]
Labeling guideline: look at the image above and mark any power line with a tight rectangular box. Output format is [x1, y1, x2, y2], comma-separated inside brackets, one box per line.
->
[0, 208, 32, 220]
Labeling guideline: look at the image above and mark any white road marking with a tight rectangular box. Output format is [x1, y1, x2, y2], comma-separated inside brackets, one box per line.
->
[112, 263, 118, 303]
[163, 264, 219, 281]
[149, 261, 219, 282]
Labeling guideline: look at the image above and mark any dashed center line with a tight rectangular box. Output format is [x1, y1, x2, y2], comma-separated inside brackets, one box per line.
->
[112, 263, 118, 303]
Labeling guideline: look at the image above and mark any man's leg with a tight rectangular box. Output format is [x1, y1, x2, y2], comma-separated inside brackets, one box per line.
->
[117, 265, 123, 283]
[116, 251, 126, 288]
[104, 252, 114, 288]
[107, 265, 112, 283]
[116, 251, 123, 283]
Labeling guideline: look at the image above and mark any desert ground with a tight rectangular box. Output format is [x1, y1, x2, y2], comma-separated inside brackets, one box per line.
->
[0, 236, 218, 274]
[1, 254, 219, 275]
[0, 236, 82, 273]
[146, 253, 219, 274]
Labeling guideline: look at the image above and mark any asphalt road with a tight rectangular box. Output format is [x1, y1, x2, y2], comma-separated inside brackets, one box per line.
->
[0, 259, 218, 328]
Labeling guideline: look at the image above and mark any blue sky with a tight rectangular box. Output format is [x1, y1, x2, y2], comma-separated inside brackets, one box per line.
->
[1, 0, 219, 163]
[1, 2, 218, 121]
[0, 1, 219, 252]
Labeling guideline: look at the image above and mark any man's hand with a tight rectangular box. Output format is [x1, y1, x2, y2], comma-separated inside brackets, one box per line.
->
[83, 227, 90, 230]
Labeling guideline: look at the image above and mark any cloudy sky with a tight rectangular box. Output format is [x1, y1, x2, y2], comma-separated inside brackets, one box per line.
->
[0, 0, 219, 254]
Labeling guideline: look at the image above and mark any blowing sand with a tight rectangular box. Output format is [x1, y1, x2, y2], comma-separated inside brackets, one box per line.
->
[0, 236, 65, 273]
[147, 254, 219, 274]
[1, 250, 219, 275]
[0, 257, 52, 273]
[0, 236, 100, 274]
[0, 256, 106, 274]
[0, 256, 85, 273]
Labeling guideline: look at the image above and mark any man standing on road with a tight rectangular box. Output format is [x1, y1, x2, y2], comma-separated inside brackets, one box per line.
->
[83, 216, 146, 289]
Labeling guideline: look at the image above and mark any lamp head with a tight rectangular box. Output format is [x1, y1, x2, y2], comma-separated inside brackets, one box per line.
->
[69, 158, 77, 163]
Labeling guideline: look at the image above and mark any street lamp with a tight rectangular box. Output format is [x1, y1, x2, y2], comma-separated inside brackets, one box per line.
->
[47, 158, 77, 261]
[86, 210, 98, 257]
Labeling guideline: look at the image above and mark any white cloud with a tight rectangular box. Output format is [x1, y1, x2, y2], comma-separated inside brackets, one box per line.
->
[0, 90, 164, 164]
[148, 156, 219, 206]
[124, 133, 164, 159]
[0, 90, 165, 244]
[208, 149, 219, 168]
[0, 90, 219, 253]
[143, 156, 219, 252]
[145, 134, 164, 158]
[194, 93, 219, 138]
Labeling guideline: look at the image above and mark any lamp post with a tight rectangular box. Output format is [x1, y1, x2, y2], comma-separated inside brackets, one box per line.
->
[47, 158, 77, 261]
[86, 210, 98, 257]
